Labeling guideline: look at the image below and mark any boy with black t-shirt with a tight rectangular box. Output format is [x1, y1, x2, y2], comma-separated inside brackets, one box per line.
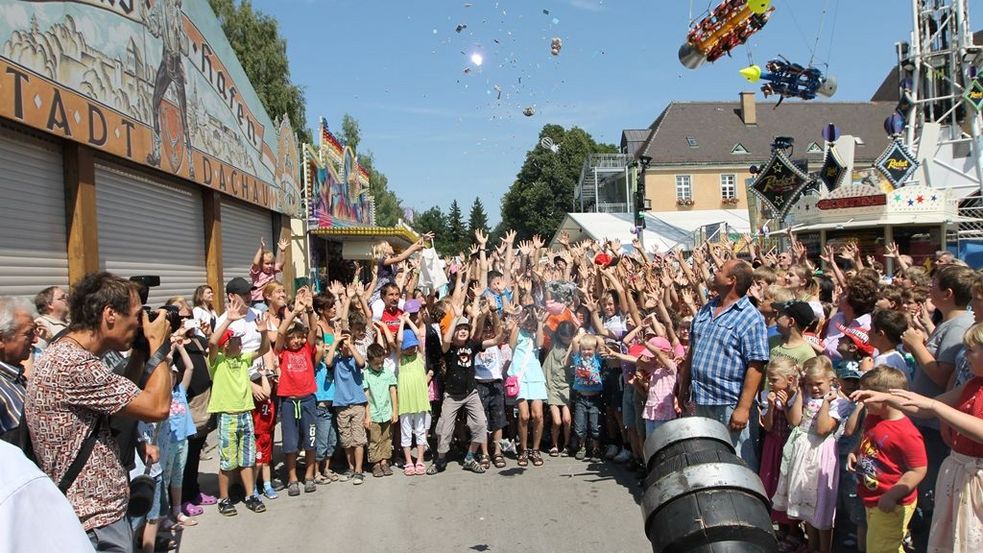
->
[428, 306, 492, 475]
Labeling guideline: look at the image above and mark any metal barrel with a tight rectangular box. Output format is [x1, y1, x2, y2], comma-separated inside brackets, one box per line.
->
[641, 417, 777, 553]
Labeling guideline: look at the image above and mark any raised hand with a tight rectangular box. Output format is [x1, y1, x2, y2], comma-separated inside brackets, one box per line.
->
[558, 231, 570, 246]
[502, 229, 517, 245]
[227, 295, 246, 321]
[277, 237, 289, 252]
[531, 235, 545, 250]
[474, 228, 488, 246]
[260, 236, 268, 250]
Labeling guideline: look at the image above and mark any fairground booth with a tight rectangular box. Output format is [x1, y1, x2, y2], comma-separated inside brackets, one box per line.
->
[0, 0, 303, 307]
[754, 130, 975, 269]
[303, 120, 417, 287]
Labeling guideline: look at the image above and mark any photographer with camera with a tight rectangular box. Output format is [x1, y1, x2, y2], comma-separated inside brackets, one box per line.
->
[24, 272, 174, 553]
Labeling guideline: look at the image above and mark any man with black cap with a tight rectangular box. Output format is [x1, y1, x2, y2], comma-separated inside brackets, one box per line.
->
[216, 277, 267, 376]
[770, 300, 818, 367]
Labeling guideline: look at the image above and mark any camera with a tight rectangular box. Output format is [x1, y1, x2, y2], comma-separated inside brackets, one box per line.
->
[146, 304, 184, 333]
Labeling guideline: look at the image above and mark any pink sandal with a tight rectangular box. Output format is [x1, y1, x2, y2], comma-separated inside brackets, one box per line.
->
[404, 464, 416, 476]
[181, 502, 204, 517]
[414, 462, 427, 475]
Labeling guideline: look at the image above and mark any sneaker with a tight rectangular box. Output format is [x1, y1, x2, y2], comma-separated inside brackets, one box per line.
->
[304, 480, 317, 493]
[217, 498, 237, 517]
[244, 495, 266, 513]
[614, 448, 632, 463]
[574, 447, 586, 461]
[263, 484, 278, 500]
[604, 445, 619, 459]
[352, 472, 365, 485]
[338, 470, 355, 482]
[462, 457, 486, 473]
[287, 481, 300, 496]
[499, 439, 516, 455]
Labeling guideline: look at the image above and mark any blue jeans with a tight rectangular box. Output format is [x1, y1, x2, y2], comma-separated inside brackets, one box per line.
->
[573, 393, 603, 443]
[694, 403, 759, 472]
[314, 402, 337, 461]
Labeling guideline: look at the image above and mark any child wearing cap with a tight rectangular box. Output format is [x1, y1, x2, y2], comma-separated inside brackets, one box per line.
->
[638, 337, 683, 438]
[208, 294, 269, 516]
[836, 323, 875, 375]
[396, 314, 431, 475]
[771, 301, 818, 368]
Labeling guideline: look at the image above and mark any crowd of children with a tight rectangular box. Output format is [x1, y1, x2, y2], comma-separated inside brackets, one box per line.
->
[131, 230, 983, 553]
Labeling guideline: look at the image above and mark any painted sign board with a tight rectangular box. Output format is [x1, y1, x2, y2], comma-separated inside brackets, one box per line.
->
[0, 0, 301, 215]
[305, 119, 374, 229]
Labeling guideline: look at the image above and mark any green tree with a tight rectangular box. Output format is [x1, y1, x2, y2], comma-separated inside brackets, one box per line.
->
[341, 113, 361, 153]
[208, 0, 312, 145]
[412, 206, 450, 253]
[356, 152, 402, 226]
[467, 197, 489, 237]
[500, 124, 617, 240]
[446, 200, 467, 254]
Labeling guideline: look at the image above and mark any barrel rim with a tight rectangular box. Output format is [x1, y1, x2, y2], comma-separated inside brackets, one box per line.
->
[641, 462, 770, 520]
[643, 417, 735, 461]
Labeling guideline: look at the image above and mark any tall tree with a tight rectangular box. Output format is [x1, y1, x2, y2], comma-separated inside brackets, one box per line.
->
[356, 152, 402, 226]
[208, 0, 312, 144]
[500, 124, 617, 240]
[467, 197, 489, 236]
[341, 114, 361, 153]
[446, 200, 467, 254]
[412, 206, 450, 253]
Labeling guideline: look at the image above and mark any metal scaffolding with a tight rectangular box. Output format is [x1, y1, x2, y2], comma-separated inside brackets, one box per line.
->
[574, 153, 632, 213]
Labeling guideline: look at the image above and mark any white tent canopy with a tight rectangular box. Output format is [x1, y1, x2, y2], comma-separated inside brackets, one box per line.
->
[551, 210, 751, 253]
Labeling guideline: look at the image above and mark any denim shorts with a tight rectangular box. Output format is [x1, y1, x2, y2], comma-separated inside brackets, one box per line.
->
[477, 380, 507, 432]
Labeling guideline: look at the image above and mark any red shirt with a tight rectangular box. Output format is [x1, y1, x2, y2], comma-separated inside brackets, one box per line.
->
[276, 343, 316, 397]
[855, 415, 927, 507]
[950, 376, 983, 457]
[380, 307, 404, 335]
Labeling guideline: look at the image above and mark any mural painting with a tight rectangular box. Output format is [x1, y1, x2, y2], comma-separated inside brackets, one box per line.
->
[0, 0, 301, 215]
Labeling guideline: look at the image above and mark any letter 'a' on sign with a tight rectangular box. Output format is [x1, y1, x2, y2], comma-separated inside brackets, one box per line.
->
[749, 149, 811, 222]
[875, 139, 919, 188]
[963, 77, 983, 112]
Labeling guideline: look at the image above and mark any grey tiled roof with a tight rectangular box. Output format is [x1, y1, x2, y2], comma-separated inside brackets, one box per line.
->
[635, 99, 897, 166]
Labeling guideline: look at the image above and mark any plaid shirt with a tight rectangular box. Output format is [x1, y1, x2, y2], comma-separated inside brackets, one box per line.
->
[689, 295, 769, 406]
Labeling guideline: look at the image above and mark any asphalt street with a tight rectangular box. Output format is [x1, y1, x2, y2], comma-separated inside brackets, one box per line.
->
[177, 447, 652, 553]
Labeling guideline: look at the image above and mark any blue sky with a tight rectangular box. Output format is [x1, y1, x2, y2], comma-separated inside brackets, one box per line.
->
[252, 0, 982, 224]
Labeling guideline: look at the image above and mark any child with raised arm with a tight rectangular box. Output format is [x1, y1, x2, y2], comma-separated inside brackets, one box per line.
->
[327, 328, 369, 485]
[509, 305, 549, 468]
[847, 366, 926, 553]
[207, 294, 269, 516]
[249, 236, 287, 311]
[273, 288, 321, 496]
[853, 322, 983, 553]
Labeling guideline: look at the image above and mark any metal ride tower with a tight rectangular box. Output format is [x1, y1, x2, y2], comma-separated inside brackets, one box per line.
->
[898, 0, 983, 194]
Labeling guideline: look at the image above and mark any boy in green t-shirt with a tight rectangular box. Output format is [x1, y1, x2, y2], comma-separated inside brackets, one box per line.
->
[362, 343, 398, 478]
[208, 294, 270, 516]
[770, 301, 818, 367]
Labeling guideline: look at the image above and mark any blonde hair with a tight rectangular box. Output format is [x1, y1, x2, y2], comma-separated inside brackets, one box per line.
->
[372, 240, 394, 259]
[767, 285, 795, 305]
[579, 335, 601, 351]
[261, 249, 275, 262]
[802, 355, 835, 381]
[766, 356, 798, 380]
[963, 322, 983, 349]
[860, 365, 908, 393]
[262, 281, 284, 300]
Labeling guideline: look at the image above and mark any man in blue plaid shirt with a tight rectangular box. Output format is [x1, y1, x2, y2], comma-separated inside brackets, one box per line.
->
[676, 259, 768, 471]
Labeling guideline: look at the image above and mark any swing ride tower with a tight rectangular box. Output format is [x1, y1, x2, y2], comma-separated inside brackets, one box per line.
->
[898, 0, 983, 194]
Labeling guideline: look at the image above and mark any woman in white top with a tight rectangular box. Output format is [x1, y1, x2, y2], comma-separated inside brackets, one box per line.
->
[191, 285, 217, 338]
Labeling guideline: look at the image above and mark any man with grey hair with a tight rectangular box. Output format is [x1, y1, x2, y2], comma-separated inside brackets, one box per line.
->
[0, 296, 38, 441]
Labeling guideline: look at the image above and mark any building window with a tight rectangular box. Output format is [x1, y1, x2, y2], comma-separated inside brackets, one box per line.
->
[807, 142, 823, 154]
[675, 175, 693, 202]
[731, 143, 749, 155]
[686, 136, 699, 148]
[720, 174, 736, 199]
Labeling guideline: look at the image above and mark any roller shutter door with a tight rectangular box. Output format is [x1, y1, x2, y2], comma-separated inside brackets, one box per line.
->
[95, 165, 207, 307]
[221, 199, 275, 282]
[0, 130, 68, 296]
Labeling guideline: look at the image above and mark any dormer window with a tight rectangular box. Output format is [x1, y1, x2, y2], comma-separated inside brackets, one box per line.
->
[731, 143, 749, 155]
[807, 142, 823, 154]
[686, 137, 699, 148]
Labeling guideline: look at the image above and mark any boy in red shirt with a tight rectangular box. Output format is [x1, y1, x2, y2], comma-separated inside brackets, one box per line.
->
[274, 288, 322, 496]
[848, 365, 927, 553]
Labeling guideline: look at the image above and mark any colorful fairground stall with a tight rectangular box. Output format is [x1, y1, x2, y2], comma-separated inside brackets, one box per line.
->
[303, 119, 417, 286]
[751, 128, 976, 269]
